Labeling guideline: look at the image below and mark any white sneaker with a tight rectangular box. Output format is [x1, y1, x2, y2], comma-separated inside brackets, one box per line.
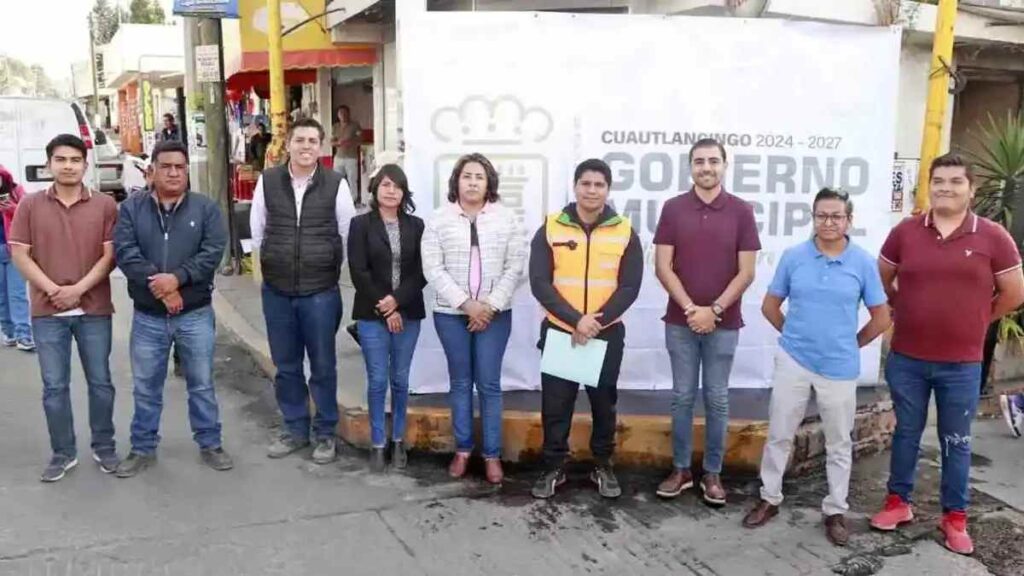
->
[0, 333, 15, 347]
[999, 395, 1023, 438]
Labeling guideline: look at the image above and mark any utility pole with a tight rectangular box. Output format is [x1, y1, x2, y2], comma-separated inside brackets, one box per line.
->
[266, 0, 287, 167]
[914, 0, 958, 213]
[182, 17, 208, 201]
[88, 13, 102, 126]
[198, 18, 240, 273]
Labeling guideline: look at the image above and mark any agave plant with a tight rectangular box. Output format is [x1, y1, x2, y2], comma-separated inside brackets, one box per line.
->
[970, 112, 1024, 356]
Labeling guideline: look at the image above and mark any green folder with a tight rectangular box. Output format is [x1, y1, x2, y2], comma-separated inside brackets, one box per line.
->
[540, 329, 608, 388]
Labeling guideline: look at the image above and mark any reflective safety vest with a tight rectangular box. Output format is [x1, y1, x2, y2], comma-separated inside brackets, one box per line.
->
[545, 211, 632, 332]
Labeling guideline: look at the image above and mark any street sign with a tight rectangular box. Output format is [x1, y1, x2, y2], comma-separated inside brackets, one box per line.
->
[173, 0, 240, 19]
[195, 45, 221, 83]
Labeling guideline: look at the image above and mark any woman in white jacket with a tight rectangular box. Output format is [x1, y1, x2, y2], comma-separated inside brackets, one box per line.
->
[421, 153, 526, 484]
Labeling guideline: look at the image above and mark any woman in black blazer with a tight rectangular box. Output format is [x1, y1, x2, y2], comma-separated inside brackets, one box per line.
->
[347, 164, 426, 472]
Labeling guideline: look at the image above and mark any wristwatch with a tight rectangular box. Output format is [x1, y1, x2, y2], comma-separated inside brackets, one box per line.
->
[711, 302, 725, 318]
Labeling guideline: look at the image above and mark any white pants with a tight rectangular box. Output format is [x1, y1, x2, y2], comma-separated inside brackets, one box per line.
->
[759, 348, 857, 516]
[333, 156, 360, 204]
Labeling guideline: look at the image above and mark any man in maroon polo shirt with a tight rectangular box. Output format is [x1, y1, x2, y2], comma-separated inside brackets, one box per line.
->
[653, 138, 761, 506]
[869, 153, 1024, 555]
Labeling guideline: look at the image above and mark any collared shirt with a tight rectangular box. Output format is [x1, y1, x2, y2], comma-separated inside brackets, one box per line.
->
[653, 188, 761, 329]
[880, 211, 1022, 363]
[768, 238, 886, 380]
[248, 164, 356, 249]
[8, 185, 118, 317]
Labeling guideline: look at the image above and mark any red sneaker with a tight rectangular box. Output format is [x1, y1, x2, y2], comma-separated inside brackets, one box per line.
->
[870, 494, 914, 531]
[940, 511, 974, 555]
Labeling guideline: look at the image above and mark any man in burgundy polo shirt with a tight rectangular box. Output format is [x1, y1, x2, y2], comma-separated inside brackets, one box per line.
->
[9, 134, 119, 483]
[870, 153, 1024, 555]
[653, 138, 761, 505]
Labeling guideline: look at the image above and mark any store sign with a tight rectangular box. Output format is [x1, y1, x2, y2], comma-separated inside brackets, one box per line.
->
[141, 80, 154, 132]
[173, 0, 240, 19]
[195, 45, 221, 83]
[402, 12, 901, 391]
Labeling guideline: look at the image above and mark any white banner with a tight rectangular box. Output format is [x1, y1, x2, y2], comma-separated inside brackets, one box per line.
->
[401, 12, 901, 392]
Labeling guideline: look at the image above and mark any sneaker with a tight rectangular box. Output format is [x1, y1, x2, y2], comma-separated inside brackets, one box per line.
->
[657, 468, 694, 498]
[824, 514, 849, 547]
[16, 338, 35, 352]
[200, 447, 234, 471]
[870, 494, 914, 531]
[391, 440, 408, 470]
[266, 435, 310, 459]
[40, 455, 78, 482]
[369, 447, 386, 473]
[92, 450, 120, 474]
[0, 333, 15, 347]
[940, 510, 974, 555]
[999, 395, 1022, 438]
[115, 452, 156, 478]
[531, 468, 567, 499]
[312, 437, 337, 464]
[590, 464, 622, 499]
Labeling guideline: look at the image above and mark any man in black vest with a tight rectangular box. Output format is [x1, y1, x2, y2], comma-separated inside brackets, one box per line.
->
[250, 118, 357, 464]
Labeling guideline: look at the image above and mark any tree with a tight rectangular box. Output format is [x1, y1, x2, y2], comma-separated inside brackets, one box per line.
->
[129, 0, 166, 24]
[90, 0, 121, 45]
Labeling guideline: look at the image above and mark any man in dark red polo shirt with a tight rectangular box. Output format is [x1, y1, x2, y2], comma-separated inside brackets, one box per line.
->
[9, 134, 119, 483]
[870, 153, 1024, 555]
[653, 138, 761, 506]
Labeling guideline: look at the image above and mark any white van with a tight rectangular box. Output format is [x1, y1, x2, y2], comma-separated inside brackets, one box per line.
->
[0, 97, 100, 194]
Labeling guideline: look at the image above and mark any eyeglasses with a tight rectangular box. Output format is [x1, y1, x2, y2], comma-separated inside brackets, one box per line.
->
[813, 213, 848, 224]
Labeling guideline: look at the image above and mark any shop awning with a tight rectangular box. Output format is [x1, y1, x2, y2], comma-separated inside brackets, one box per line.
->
[226, 68, 318, 95]
[237, 45, 378, 73]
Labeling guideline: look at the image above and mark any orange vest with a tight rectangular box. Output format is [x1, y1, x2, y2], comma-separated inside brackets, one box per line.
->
[545, 211, 632, 332]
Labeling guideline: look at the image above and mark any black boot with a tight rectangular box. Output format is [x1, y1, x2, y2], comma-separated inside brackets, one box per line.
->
[369, 447, 386, 473]
[391, 440, 408, 470]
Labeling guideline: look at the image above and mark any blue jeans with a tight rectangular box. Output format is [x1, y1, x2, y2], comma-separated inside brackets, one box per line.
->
[33, 315, 116, 458]
[666, 324, 739, 474]
[358, 319, 421, 448]
[434, 310, 512, 459]
[0, 244, 31, 340]
[885, 351, 981, 512]
[261, 284, 342, 441]
[129, 306, 222, 454]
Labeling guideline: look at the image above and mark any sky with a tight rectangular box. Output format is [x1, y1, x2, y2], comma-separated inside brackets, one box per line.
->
[0, 0, 177, 84]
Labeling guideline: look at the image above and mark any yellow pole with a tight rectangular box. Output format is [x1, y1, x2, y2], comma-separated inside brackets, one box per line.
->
[266, 0, 287, 167]
[915, 0, 958, 213]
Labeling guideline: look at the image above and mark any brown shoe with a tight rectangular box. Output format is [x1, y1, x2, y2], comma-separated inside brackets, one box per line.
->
[448, 452, 470, 478]
[742, 500, 779, 528]
[656, 468, 694, 498]
[700, 473, 727, 506]
[824, 514, 849, 547]
[484, 458, 504, 484]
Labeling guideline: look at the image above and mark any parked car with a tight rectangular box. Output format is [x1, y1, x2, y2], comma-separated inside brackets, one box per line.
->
[0, 97, 100, 193]
[94, 129, 127, 202]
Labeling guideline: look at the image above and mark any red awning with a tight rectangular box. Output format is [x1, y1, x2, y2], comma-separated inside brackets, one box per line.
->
[226, 69, 318, 97]
[239, 46, 377, 73]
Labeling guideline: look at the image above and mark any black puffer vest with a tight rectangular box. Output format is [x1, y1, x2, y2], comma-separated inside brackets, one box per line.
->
[260, 165, 344, 296]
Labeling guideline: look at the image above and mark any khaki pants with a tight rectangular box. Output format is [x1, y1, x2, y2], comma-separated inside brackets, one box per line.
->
[333, 156, 359, 204]
[759, 348, 857, 516]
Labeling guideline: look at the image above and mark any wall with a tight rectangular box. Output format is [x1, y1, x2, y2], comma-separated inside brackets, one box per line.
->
[951, 79, 1022, 157]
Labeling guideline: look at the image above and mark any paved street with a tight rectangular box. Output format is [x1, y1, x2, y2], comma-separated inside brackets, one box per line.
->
[1, 277, 1022, 576]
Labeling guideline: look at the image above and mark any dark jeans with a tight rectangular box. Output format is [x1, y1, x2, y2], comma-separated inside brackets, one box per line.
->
[434, 310, 512, 459]
[885, 351, 981, 512]
[261, 284, 342, 441]
[541, 322, 625, 470]
[32, 315, 116, 458]
[129, 306, 222, 454]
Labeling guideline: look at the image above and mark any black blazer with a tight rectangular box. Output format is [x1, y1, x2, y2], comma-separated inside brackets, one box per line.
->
[348, 210, 427, 321]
